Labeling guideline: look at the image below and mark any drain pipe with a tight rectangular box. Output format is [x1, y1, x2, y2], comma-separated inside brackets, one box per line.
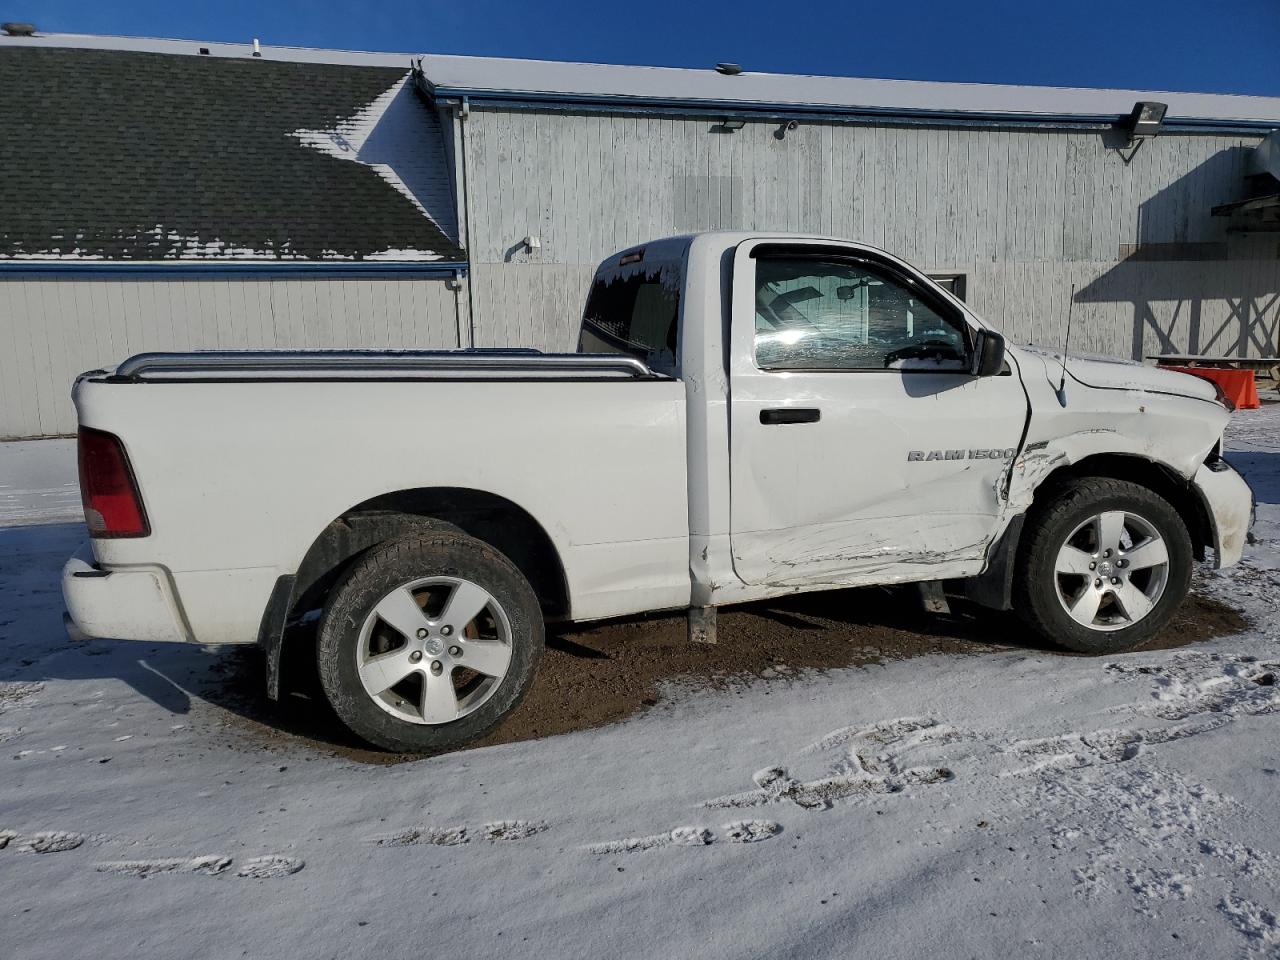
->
[457, 96, 479, 348]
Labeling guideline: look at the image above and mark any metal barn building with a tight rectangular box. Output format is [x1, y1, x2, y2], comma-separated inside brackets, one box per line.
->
[2, 28, 1279, 438]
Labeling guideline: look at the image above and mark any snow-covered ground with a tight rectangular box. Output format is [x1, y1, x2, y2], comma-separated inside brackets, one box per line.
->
[1, 412, 1278, 960]
[0, 439, 80, 527]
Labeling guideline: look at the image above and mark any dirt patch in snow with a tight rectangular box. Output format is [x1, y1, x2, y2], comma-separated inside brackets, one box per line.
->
[207, 583, 1246, 764]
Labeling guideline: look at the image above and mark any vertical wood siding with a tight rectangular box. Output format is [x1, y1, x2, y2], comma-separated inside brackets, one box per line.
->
[462, 109, 1279, 356]
[0, 277, 459, 438]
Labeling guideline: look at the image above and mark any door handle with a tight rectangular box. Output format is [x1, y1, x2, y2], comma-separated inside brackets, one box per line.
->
[760, 408, 821, 425]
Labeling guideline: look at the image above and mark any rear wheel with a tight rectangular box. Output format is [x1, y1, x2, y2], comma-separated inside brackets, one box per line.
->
[317, 530, 542, 752]
[1014, 478, 1192, 654]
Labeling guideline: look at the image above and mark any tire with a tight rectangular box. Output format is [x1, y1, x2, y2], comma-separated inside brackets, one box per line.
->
[1013, 477, 1192, 654]
[317, 530, 542, 752]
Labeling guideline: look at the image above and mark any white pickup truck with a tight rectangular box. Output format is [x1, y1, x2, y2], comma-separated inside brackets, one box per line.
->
[63, 232, 1253, 751]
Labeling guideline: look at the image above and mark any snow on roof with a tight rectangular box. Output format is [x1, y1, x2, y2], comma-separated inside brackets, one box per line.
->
[0, 44, 464, 262]
[5, 29, 1280, 127]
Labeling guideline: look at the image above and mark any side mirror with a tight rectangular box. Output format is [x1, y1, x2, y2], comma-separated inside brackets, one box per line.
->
[971, 329, 1006, 377]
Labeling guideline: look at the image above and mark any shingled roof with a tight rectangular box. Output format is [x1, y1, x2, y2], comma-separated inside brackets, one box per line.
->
[0, 47, 464, 261]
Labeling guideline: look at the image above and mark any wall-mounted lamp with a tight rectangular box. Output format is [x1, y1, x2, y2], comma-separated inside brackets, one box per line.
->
[715, 62, 742, 75]
[1121, 101, 1167, 144]
[1113, 101, 1166, 164]
[774, 119, 799, 141]
[720, 118, 746, 131]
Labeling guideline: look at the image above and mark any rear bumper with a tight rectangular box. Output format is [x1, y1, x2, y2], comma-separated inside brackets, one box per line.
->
[61, 543, 190, 643]
[1193, 461, 1254, 568]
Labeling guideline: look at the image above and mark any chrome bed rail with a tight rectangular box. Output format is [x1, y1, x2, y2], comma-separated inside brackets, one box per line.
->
[109, 349, 659, 382]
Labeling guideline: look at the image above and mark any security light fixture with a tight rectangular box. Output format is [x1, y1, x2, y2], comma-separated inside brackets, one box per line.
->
[1111, 101, 1167, 164]
[1122, 101, 1167, 143]
[715, 62, 742, 76]
[720, 118, 746, 131]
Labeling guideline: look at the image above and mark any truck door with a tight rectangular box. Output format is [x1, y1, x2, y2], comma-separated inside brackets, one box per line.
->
[727, 239, 1028, 588]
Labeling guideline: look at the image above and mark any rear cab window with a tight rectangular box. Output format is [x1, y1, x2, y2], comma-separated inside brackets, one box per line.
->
[578, 238, 691, 377]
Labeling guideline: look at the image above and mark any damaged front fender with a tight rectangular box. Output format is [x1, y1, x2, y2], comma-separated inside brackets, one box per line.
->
[1192, 461, 1254, 568]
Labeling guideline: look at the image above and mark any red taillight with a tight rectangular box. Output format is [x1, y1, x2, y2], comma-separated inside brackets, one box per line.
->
[77, 427, 149, 538]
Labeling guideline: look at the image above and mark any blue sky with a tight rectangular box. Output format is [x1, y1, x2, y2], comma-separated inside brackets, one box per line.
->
[12, 0, 1280, 95]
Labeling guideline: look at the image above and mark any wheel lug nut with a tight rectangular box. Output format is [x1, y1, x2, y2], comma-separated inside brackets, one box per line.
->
[440, 625, 453, 637]
[409, 650, 423, 663]
[416, 628, 428, 639]
[1089, 562, 1097, 570]
[1094, 578, 1102, 588]
[449, 645, 462, 657]
[430, 660, 443, 675]
[1111, 577, 1120, 585]
[1103, 549, 1112, 558]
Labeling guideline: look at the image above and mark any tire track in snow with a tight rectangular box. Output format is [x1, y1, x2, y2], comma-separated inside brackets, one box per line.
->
[94, 855, 303, 879]
[482, 820, 548, 841]
[0, 830, 85, 853]
[370, 819, 549, 849]
[95, 856, 232, 878]
[584, 826, 715, 854]
[372, 825, 470, 847]
[683, 645, 1280, 949]
[583, 822, 780, 854]
[237, 855, 305, 879]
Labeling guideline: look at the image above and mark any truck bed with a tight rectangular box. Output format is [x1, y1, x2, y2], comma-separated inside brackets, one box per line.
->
[72, 349, 691, 644]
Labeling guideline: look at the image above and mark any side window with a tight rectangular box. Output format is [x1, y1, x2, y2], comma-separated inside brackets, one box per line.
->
[579, 258, 681, 374]
[753, 255, 970, 371]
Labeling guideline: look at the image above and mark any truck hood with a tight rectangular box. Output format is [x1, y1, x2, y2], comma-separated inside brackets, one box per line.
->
[1014, 344, 1219, 403]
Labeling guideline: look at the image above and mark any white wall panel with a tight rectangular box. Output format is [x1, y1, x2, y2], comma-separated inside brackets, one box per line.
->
[461, 107, 1278, 363]
[0, 276, 459, 438]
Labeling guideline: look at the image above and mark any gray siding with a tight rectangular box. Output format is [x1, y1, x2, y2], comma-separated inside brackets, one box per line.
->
[460, 108, 1280, 358]
[0, 276, 461, 438]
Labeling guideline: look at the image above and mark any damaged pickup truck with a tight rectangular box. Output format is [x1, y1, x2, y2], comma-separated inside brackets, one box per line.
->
[63, 232, 1253, 751]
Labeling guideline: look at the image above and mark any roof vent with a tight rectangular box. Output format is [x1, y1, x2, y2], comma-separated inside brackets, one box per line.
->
[715, 62, 742, 76]
[2, 22, 36, 36]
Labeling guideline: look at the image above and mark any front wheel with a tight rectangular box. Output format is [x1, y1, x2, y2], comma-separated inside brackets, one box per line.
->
[1014, 478, 1192, 654]
[317, 530, 542, 752]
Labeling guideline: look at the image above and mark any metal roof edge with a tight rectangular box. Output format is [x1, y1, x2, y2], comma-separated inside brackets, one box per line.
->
[431, 88, 1280, 133]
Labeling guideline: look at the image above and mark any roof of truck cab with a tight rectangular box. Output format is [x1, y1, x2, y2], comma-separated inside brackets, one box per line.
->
[4, 31, 1279, 130]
